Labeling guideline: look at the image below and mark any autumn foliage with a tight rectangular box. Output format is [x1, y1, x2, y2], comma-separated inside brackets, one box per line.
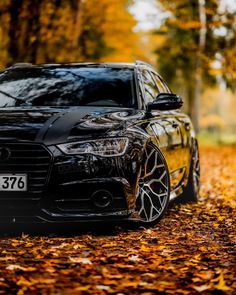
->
[0, 0, 140, 67]
[0, 0, 235, 135]
[0, 146, 235, 294]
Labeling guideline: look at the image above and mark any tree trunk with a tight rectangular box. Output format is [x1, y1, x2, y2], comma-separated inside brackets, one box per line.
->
[7, 0, 23, 66]
[71, 0, 82, 47]
[193, 0, 206, 133]
[22, 0, 42, 63]
[7, 0, 42, 65]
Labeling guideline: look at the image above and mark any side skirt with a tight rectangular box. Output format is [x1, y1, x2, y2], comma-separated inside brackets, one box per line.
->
[169, 185, 184, 201]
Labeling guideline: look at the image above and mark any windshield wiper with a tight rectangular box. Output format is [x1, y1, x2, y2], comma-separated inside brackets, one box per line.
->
[0, 89, 24, 104]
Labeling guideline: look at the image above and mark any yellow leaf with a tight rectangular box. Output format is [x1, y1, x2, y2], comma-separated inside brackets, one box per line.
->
[74, 286, 91, 291]
[193, 284, 211, 292]
[140, 245, 148, 251]
[214, 273, 231, 291]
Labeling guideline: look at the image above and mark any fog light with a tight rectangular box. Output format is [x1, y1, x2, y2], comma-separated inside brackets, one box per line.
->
[91, 190, 113, 208]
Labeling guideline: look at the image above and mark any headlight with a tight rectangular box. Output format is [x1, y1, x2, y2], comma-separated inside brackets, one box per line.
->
[57, 137, 129, 157]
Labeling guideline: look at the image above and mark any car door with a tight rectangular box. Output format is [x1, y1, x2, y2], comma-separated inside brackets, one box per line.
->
[139, 67, 185, 190]
[151, 71, 191, 177]
[152, 71, 189, 187]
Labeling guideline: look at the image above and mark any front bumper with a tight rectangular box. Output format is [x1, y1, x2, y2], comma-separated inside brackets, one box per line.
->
[0, 178, 135, 223]
[0, 142, 142, 223]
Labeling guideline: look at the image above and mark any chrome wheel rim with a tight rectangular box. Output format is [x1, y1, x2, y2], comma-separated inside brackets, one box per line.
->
[136, 145, 169, 223]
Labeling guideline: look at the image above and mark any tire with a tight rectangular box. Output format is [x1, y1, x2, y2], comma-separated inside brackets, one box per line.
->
[179, 140, 200, 203]
[135, 143, 170, 225]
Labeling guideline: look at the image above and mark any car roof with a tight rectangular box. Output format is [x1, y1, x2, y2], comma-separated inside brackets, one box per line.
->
[1, 61, 155, 73]
[6, 62, 135, 70]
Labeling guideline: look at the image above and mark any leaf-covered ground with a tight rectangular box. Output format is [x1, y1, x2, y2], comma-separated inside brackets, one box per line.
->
[0, 146, 235, 294]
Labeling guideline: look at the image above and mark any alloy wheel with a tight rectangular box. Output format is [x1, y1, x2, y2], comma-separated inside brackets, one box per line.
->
[136, 144, 170, 223]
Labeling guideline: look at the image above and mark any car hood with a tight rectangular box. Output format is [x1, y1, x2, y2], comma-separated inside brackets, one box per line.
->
[0, 106, 145, 144]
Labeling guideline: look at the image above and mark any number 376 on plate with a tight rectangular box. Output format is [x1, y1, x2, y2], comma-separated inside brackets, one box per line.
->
[0, 174, 27, 191]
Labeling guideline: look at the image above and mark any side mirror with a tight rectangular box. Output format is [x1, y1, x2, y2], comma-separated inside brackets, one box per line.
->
[147, 93, 183, 111]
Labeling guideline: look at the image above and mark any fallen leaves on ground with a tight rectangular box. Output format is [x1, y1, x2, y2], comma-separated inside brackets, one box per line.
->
[0, 146, 235, 294]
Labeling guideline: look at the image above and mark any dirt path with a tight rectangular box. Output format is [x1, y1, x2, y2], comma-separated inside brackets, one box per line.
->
[0, 146, 235, 294]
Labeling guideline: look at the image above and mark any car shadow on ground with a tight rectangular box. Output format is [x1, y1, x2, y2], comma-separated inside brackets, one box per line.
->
[0, 203, 178, 237]
[0, 220, 143, 237]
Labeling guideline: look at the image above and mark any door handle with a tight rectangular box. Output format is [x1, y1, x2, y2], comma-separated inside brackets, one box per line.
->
[172, 122, 179, 128]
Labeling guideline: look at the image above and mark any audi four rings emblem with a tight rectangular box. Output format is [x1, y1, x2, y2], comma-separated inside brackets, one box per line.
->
[0, 147, 11, 161]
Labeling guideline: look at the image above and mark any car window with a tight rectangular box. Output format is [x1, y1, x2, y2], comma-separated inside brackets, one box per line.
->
[0, 67, 136, 108]
[141, 70, 159, 104]
[151, 72, 168, 93]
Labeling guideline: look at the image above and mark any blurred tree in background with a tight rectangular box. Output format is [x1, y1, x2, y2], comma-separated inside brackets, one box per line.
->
[78, 0, 141, 62]
[0, 0, 140, 66]
[154, 0, 235, 132]
[0, 0, 82, 65]
[0, 0, 235, 140]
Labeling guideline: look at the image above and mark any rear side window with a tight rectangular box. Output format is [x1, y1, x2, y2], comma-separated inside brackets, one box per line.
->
[142, 70, 159, 104]
[152, 72, 171, 93]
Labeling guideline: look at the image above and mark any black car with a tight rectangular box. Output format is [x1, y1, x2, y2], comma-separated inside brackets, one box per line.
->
[0, 61, 200, 225]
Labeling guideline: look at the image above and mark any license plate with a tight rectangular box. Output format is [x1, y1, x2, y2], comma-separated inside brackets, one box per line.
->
[0, 174, 27, 191]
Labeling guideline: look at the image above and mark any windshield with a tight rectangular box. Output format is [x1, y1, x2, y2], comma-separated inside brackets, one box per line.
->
[0, 67, 136, 108]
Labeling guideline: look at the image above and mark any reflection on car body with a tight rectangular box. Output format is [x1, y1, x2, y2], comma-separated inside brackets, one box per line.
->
[0, 61, 200, 225]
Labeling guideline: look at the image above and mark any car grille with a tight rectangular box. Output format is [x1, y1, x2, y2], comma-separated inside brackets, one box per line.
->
[0, 143, 52, 195]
